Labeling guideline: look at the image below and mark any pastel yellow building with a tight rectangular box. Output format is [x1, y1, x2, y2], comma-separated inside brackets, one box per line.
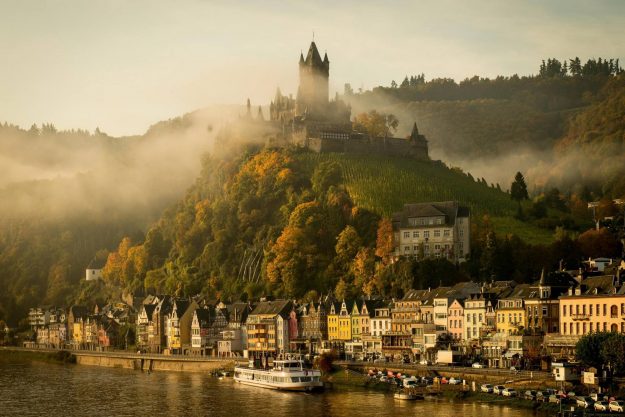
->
[327, 303, 340, 341]
[560, 293, 625, 336]
[496, 284, 531, 335]
[337, 300, 352, 341]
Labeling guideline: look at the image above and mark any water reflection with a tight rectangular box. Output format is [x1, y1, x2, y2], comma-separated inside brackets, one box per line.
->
[0, 363, 533, 417]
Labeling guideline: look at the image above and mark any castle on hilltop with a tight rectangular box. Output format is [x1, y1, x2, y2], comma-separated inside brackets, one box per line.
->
[265, 41, 429, 159]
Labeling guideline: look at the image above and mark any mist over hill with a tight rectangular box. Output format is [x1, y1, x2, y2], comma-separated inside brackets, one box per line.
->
[1, 60, 624, 325]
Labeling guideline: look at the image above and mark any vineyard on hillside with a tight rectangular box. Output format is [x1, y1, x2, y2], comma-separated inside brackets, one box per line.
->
[295, 151, 554, 244]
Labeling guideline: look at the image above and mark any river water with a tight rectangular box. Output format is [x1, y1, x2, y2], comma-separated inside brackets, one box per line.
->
[0, 362, 537, 417]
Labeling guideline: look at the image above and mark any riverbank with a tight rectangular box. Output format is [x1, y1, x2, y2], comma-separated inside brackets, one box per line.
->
[0, 347, 239, 373]
[0, 348, 76, 365]
[324, 367, 562, 415]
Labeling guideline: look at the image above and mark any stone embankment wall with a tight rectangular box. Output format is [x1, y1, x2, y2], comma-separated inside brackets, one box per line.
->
[74, 353, 237, 373]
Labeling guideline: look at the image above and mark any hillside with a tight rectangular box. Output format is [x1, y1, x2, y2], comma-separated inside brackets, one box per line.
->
[537, 73, 625, 197]
[345, 58, 622, 194]
[91, 146, 578, 314]
[296, 152, 554, 245]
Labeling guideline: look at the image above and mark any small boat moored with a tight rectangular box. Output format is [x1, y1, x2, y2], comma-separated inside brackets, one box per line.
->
[394, 389, 423, 401]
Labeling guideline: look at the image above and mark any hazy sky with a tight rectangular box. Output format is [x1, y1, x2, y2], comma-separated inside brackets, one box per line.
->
[2, 0, 624, 136]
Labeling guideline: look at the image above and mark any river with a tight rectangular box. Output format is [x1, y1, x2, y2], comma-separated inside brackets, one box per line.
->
[0, 362, 538, 417]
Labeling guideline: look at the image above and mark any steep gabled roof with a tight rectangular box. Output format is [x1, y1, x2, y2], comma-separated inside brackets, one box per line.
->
[304, 41, 324, 67]
[249, 299, 292, 316]
[194, 308, 214, 327]
[87, 256, 107, 270]
[392, 201, 469, 229]
[69, 305, 88, 319]
[143, 304, 157, 318]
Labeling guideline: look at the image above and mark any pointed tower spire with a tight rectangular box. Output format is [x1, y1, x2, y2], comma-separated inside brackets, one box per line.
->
[539, 268, 546, 286]
[299, 52, 305, 65]
[257, 105, 264, 121]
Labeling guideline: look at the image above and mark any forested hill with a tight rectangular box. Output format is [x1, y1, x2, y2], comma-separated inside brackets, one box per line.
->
[345, 57, 624, 197]
[95, 147, 607, 312]
[545, 74, 625, 197]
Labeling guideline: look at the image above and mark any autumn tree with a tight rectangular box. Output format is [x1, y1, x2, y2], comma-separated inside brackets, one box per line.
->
[577, 228, 621, 258]
[353, 110, 399, 138]
[375, 218, 394, 264]
[352, 247, 376, 296]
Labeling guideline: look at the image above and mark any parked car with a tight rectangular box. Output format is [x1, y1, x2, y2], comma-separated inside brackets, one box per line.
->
[472, 362, 485, 369]
[419, 359, 431, 366]
[535, 391, 547, 402]
[480, 384, 494, 393]
[576, 397, 595, 409]
[510, 366, 519, 373]
[549, 395, 562, 404]
[609, 400, 625, 412]
[567, 391, 577, 398]
[448, 377, 462, 385]
[493, 385, 506, 395]
[524, 390, 537, 400]
[502, 388, 517, 397]
[594, 400, 609, 411]
[543, 389, 557, 397]
[421, 376, 433, 384]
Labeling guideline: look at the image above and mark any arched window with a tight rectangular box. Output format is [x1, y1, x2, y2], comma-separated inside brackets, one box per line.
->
[611, 324, 618, 332]
[611, 305, 618, 318]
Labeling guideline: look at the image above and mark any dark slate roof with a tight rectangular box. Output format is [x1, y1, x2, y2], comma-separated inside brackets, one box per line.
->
[173, 299, 191, 317]
[392, 201, 469, 229]
[143, 304, 157, 318]
[87, 256, 107, 270]
[402, 289, 430, 302]
[249, 299, 292, 316]
[69, 305, 88, 319]
[422, 287, 452, 306]
[225, 302, 252, 323]
[195, 308, 214, 326]
[504, 283, 533, 299]
[449, 281, 480, 298]
[579, 275, 616, 295]
[304, 42, 324, 67]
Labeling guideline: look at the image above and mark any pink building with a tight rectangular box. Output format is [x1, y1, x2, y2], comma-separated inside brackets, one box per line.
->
[447, 299, 465, 341]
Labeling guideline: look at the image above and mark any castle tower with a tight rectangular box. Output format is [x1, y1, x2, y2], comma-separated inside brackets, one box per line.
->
[296, 41, 329, 117]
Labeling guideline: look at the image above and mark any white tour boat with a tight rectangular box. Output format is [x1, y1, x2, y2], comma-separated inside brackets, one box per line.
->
[234, 357, 323, 391]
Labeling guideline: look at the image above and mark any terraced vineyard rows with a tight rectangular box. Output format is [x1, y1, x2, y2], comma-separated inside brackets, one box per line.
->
[297, 152, 516, 216]
[296, 151, 554, 244]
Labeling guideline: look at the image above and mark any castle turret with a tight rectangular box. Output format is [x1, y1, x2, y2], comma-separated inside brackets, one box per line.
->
[297, 41, 329, 117]
[410, 122, 419, 139]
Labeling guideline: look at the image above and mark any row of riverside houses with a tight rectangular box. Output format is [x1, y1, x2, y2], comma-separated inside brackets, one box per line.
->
[25, 259, 625, 368]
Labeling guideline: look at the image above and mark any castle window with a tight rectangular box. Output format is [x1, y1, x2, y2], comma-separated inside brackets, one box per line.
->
[413, 231, 419, 238]
[404, 246, 410, 253]
[434, 230, 440, 237]
[444, 229, 450, 237]
[403, 232, 409, 238]
[423, 231, 430, 238]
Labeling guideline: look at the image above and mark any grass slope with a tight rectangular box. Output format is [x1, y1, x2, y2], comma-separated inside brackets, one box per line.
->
[296, 151, 554, 244]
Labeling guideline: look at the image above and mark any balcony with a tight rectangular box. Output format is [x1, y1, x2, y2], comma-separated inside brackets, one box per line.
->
[570, 314, 589, 321]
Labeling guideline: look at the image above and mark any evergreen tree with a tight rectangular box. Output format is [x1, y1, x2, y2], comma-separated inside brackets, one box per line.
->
[510, 172, 529, 202]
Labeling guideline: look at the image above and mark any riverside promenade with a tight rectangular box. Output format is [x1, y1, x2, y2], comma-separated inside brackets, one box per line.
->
[1, 346, 243, 373]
